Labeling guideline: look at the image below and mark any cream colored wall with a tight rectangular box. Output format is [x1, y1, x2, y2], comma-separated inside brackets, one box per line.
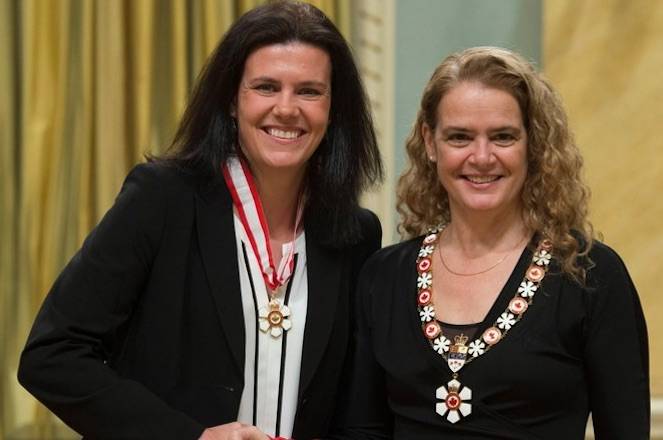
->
[544, 0, 663, 395]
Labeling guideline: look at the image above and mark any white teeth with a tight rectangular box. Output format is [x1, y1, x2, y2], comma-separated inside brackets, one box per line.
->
[466, 175, 499, 184]
[267, 128, 301, 139]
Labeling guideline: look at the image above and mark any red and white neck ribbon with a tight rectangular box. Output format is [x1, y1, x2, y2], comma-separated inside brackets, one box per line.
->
[223, 156, 303, 292]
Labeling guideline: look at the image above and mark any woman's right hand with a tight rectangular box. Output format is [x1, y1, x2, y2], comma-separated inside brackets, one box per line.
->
[199, 422, 270, 440]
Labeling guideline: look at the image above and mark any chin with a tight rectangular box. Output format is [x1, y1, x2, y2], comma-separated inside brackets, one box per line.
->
[454, 196, 514, 213]
[259, 157, 309, 173]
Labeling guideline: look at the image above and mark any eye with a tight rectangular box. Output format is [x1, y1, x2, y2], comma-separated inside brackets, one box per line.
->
[298, 87, 326, 100]
[252, 83, 279, 95]
[445, 132, 472, 147]
[491, 132, 518, 147]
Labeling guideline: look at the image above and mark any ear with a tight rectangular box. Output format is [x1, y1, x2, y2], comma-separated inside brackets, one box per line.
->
[422, 122, 437, 162]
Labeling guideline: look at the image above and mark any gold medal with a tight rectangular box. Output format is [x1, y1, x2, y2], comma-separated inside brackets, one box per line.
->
[258, 298, 292, 338]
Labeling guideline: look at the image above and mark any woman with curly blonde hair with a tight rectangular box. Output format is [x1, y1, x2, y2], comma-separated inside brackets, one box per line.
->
[330, 47, 649, 439]
[398, 46, 592, 281]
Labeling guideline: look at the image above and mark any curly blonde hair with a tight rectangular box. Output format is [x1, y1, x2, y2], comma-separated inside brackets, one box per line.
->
[397, 47, 594, 283]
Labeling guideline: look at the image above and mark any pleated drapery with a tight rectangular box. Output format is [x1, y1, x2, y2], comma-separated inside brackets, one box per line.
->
[544, 0, 663, 397]
[0, 1, 349, 438]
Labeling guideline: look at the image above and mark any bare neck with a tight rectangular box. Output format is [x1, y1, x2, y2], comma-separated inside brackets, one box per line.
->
[443, 209, 530, 258]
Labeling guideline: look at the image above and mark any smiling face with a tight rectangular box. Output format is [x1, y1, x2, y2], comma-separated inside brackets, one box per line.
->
[235, 42, 332, 182]
[423, 81, 528, 219]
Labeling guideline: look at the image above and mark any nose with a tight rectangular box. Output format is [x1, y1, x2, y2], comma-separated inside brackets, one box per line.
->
[273, 92, 299, 119]
[469, 136, 496, 166]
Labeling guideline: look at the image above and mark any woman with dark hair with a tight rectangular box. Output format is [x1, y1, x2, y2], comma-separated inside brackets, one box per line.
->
[330, 47, 649, 439]
[18, 2, 382, 440]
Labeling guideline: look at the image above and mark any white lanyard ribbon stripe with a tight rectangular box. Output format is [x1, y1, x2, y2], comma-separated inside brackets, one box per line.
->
[223, 156, 300, 291]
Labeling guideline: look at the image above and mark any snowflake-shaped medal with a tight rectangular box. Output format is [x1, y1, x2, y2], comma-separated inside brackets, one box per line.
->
[436, 379, 472, 423]
[518, 280, 538, 298]
[496, 312, 516, 330]
[468, 340, 485, 357]
[533, 249, 551, 266]
[258, 298, 291, 338]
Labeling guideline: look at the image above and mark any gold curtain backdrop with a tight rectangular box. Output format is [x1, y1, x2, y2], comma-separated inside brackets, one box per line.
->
[544, 0, 663, 396]
[0, 1, 348, 438]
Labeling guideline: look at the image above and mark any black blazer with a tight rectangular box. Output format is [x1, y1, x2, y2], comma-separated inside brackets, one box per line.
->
[18, 163, 382, 440]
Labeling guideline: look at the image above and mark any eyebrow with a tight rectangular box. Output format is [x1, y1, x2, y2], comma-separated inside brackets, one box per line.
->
[440, 127, 472, 134]
[441, 125, 522, 134]
[245, 76, 278, 85]
[298, 80, 330, 90]
[489, 126, 522, 133]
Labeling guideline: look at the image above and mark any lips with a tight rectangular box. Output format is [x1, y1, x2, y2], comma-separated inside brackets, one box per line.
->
[265, 127, 304, 140]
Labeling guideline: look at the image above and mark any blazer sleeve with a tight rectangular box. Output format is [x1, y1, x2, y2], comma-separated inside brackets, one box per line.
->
[583, 243, 649, 439]
[329, 253, 393, 440]
[17, 164, 205, 440]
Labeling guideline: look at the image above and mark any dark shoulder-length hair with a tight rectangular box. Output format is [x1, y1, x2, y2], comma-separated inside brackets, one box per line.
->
[160, 0, 382, 247]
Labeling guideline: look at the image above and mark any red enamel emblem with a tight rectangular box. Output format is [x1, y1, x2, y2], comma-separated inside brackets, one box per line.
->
[446, 392, 461, 410]
[526, 265, 544, 282]
[482, 326, 502, 345]
[424, 321, 441, 339]
[508, 297, 528, 315]
[540, 239, 553, 250]
[418, 258, 432, 273]
[418, 289, 431, 305]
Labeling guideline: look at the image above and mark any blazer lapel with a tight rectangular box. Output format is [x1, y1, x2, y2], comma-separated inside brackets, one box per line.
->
[298, 234, 343, 398]
[195, 184, 245, 376]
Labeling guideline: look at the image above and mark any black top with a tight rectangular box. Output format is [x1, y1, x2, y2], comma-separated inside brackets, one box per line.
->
[331, 236, 649, 440]
[17, 163, 382, 440]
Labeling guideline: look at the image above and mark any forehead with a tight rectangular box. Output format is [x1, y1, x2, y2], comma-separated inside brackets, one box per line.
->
[437, 81, 523, 128]
[241, 42, 331, 82]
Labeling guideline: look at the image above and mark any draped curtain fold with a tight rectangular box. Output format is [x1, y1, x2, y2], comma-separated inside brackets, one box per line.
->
[0, 1, 349, 438]
[544, 0, 663, 398]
